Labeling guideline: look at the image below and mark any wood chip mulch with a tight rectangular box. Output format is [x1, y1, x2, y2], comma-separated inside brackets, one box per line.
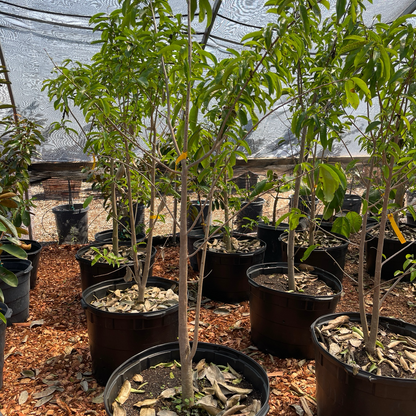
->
[1, 236, 416, 416]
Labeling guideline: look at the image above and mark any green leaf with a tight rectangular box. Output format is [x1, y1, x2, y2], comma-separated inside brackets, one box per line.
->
[299, 4, 310, 36]
[331, 216, 351, 238]
[345, 79, 360, 109]
[351, 77, 372, 102]
[319, 164, 340, 203]
[0, 266, 18, 287]
[0, 244, 27, 259]
[346, 211, 362, 233]
[83, 195, 94, 208]
[336, 0, 347, 21]
[300, 244, 318, 262]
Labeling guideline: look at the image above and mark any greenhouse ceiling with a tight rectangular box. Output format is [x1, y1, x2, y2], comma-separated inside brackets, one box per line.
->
[1, 0, 416, 163]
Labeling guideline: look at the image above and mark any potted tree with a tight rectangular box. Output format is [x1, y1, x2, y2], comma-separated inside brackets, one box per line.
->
[309, 2, 416, 415]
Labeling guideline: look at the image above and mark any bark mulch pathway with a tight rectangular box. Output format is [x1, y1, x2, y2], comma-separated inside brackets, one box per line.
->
[1, 239, 416, 416]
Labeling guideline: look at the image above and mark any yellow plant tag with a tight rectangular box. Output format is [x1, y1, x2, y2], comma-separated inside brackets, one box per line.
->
[175, 151, 188, 167]
[92, 153, 96, 170]
[388, 213, 406, 244]
[149, 214, 159, 220]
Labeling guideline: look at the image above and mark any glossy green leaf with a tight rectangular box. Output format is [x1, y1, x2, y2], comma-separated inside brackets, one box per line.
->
[0, 266, 18, 287]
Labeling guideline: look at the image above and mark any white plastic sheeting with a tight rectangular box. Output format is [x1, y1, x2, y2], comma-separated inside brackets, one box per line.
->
[0, 0, 415, 161]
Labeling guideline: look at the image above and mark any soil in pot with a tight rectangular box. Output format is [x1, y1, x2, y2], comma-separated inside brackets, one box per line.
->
[195, 234, 266, 303]
[312, 312, 416, 416]
[104, 342, 270, 416]
[248, 263, 342, 359]
[366, 224, 416, 281]
[280, 229, 349, 282]
[0, 239, 42, 289]
[76, 242, 157, 291]
[81, 277, 179, 385]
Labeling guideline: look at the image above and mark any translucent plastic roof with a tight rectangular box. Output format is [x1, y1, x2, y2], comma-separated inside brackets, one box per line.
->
[1, 0, 416, 162]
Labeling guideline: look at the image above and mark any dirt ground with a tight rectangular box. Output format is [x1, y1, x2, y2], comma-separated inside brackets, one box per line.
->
[1, 183, 416, 416]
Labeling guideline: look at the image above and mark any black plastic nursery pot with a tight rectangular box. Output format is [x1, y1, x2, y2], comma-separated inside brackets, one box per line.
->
[187, 227, 206, 271]
[311, 312, 416, 416]
[0, 302, 12, 389]
[195, 234, 266, 303]
[0, 239, 42, 289]
[406, 211, 416, 226]
[280, 230, 349, 282]
[365, 226, 416, 281]
[236, 198, 265, 233]
[119, 202, 145, 231]
[81, 276, 179, 385]
[247, 263, 342, 359]
[103, 341, 270, 416]
[75, 242, 157, 291]
[341, 193, 362, 214]
[257, 222, 289, 263]
[0, 260, 32, 324]
[52, 203, 89, 244]
[187, 199, 210, 230]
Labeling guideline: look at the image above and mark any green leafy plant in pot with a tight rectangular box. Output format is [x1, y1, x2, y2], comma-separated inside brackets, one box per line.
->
[308, 3, 416, 415]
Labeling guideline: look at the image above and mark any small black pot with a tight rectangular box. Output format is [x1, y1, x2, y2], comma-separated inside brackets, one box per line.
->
[279, 230, 349, 282]
[256, 222, 289, 262]
[187, 200, 210, 230]
[0, 302, 12, 389]
[366, 225, 416, 281]
[0, 260, 32, 324]
[52, 203, 89, 244]
[81, 277, 179, 385]
[0, 240, 42, 289]
[341, 194, 362, 214]
[311, 312, 416, 416]
[236, 198, 265, 233]
[247, 262, 342, 359]
[103, 341, 270, 416]
[195, 234, 266, 302]
[75, 242, 157, 291]
[406, 211, 416, 226]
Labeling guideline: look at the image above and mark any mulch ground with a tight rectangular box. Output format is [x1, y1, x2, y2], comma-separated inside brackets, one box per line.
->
[1, 238, 416, 416]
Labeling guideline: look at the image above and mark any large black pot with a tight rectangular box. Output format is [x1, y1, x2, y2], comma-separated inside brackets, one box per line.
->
[0, 239, 42, 289]
[81, 277, 179, 385]
[0, 260, 32, 324]
[103, 341, 270, 416]
[247, 263, 342, 359]
[236, 198, 265, 233]
[195, 234, 266, 302]
[311, 312, 416, 416]
[52, 203, 89, 244]
[366, 225, 416, 281]
[280, 230, 349, 282]
[257, 222, 289, 262]
[75, 242, 157, 291]
[0, 302, 12, 389]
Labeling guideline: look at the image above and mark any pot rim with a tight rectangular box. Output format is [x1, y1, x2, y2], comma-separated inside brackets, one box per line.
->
[311, 311, 416, 383]
[247, 262, 343, 300]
